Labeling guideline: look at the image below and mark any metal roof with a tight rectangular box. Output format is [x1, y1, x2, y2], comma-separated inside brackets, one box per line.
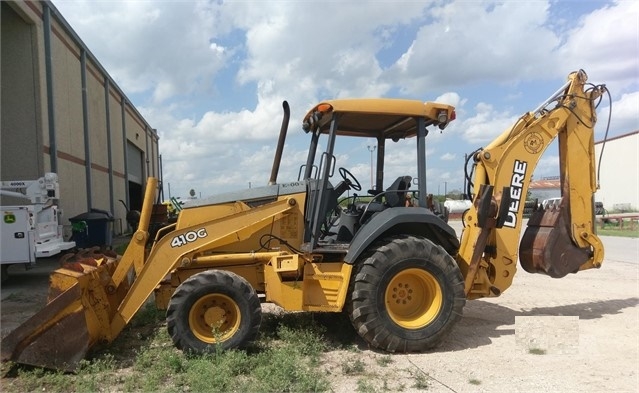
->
[302, 99, 456, 139]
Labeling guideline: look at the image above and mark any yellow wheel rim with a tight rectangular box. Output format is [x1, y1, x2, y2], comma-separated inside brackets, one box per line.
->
[189, 294, 241, 343]
[385, 268, 443, 329]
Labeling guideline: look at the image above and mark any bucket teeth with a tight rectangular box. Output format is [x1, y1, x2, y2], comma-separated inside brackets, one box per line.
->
[1, 251, 123, 372]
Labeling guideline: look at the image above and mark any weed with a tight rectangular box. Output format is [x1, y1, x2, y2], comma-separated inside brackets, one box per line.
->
[130, 300, 165, 327]
[469, 378, 482, 385]
[376, 355, 393, 367]
[277, 323, 326, 361]
[113, 240, 130, 255]
[528, 347, 547, 355]
[14, 367, 72, 392]
[341, 358, 366, 375]
[347, 344, 363, 353]
[411, 370, 430, 390]
[4, 311, 341, 393]
[2, 291, 30, 302]
[75, 354, 118, 391]
[183, 351, 250, 392]
[357, 377, 378, 392]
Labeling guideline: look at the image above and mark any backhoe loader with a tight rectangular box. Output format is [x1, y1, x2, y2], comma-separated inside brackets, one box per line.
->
[1, 70, 608, 371]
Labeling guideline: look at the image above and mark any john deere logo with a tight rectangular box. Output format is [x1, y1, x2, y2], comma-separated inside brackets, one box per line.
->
[524, 132, 543, 154]
[4, 212, 16, 224]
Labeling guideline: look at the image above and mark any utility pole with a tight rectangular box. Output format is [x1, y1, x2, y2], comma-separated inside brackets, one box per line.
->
[367, 145, 376, 190]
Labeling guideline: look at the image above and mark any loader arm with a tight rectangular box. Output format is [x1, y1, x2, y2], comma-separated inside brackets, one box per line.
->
[109, 194, 298, 336]
[1, 177, 299, 370]
[457, 70, 606, 299]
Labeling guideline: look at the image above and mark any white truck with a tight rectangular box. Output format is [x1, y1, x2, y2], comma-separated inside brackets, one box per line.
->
[0, 173, 75, 282]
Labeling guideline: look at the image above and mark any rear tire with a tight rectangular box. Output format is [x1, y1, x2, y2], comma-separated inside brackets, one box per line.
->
[167, 270, 261, 353]
[1, 264, 9, 284]
[346, 235, 465, 352]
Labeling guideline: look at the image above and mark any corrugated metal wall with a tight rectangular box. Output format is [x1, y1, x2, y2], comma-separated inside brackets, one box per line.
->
[1, 0, 160, 234]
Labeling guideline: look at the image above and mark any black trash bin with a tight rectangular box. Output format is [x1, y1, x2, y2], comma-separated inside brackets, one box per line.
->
[70, 209, 114, 248]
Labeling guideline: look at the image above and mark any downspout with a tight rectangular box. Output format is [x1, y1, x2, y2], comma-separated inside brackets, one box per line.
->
[159, 154, 164, 201]
[105, 79, 115, 216]
[121, 98, 130, 223]
[81, 49, 92, 209]
[151, 130, 157, 177]
[43, 4, 57, 173]
[145, 126, 150, 179]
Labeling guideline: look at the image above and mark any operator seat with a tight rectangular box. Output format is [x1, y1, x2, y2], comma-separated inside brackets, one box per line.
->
[385, 176, 412, 207]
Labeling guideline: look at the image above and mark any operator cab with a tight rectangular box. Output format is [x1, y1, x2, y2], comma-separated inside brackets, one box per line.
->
[298, 99, 456, 252]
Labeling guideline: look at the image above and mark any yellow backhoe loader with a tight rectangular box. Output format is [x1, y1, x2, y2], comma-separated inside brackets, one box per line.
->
[1, 70, 608, 371]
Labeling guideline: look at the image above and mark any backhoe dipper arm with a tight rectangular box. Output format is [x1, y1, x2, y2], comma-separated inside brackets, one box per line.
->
[456, 70, 606, 299]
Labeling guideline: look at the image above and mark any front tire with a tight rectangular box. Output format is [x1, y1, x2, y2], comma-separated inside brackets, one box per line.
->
[167, 270, 261, 353]
[346, 235, 465, 352]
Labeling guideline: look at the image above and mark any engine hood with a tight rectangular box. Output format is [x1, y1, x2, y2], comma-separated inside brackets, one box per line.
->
[181, 181, 308, 209]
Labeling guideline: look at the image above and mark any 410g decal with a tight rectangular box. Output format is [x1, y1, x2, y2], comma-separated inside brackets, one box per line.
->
[171, 228, 208, 248]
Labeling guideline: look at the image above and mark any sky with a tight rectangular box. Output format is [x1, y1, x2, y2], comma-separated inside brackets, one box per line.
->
[53, 0, 639, 199]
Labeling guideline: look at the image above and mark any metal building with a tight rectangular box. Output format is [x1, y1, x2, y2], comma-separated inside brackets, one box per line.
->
[1, 0, 160, 235]
[594, 130, 639, 212]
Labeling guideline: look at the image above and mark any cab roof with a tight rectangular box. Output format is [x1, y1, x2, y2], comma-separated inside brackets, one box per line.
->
[302, 98, 456, 139]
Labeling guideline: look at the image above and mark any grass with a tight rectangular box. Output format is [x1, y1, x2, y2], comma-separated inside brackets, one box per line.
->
[597, 226, 639, 238]
[341, 358, 366, 375]
[410, 369, 430, 390]
[3, 310, 362, 393]
[376, 355, 393, 367]
[596, 217, 639, 238]
[528, 348, 547, 355]
[2, 291, 30, 302]
[113, 239, 130, 255]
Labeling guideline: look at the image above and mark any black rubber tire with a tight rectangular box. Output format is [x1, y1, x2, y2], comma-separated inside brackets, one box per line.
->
[1, 264, 8, 285]
[167, 270, 261, 353]
[346, 235, 465, 352]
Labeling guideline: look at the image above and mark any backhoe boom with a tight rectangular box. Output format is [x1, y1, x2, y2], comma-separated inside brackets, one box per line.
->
[457, 70, 606, 298]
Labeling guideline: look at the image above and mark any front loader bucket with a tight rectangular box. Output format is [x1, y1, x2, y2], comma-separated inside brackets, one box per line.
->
[2, 178, 158, 372]
[1, 251, 130, 371]
[520, 204, 592, 278]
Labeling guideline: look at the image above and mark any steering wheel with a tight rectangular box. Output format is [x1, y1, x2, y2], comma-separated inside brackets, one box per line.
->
[339, 167, 362, 191]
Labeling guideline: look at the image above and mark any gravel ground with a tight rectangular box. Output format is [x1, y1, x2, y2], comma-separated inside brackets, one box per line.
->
[329, 222, 639, 393]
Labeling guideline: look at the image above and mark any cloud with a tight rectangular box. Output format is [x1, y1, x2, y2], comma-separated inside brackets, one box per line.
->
[386, 1, 562, 93]
[440, 153, 456, 161]
[595, 91, 639, 138]
[52, 0, 638, 197]
[435, 92, 464, 108]
[54, 0, 229, 104]
[455, 102, 520, 144]
[557, 0, 639, 94]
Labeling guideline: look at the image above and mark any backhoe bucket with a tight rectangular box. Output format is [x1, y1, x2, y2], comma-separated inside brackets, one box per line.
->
[1, 250, 130, 371]
[520, 204, 592, 278]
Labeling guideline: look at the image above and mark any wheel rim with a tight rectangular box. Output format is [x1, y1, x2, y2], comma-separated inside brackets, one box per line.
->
[189, 294, 241, 343]
[385, 268, 443, 329]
